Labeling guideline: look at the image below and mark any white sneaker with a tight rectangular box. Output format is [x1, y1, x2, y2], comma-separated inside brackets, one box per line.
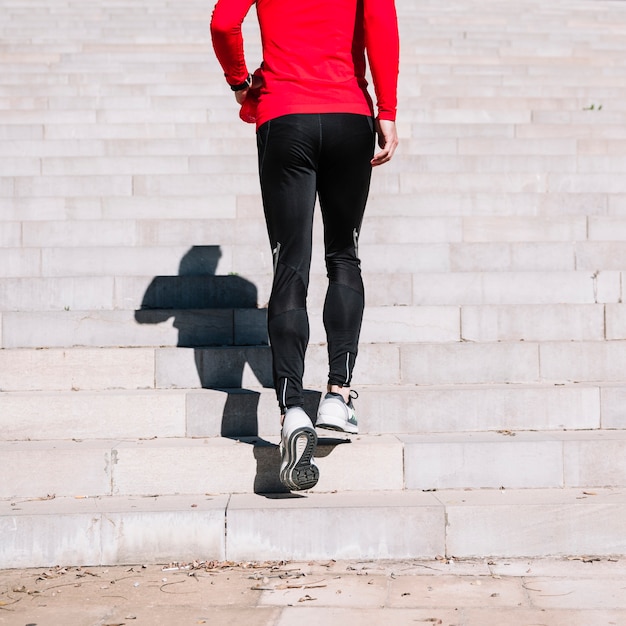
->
[316, 391, 359, 434]
[279, 407, 319, 491]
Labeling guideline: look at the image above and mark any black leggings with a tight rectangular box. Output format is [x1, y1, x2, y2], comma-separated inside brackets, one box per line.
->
[256, 113, 375, 412]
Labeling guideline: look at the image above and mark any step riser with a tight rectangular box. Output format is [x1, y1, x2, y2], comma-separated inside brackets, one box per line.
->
[1, 385, 615, 440]
[3, 490, 625, 568]
[1, 272, 622, 313]
[5, 171, 626, 198]
[4, 243, 626, 278]
[6, 303, 626, 348]
[3, 212, 626, 251]
[1, 309, 269, 349]
[3, 342, 626, 391]
[7, 154, 626, 179]
[8, 214, 622, 247]
[3, 433, 626, 499]
[0, 496, 228, 570]
[3, 193, 626, 222]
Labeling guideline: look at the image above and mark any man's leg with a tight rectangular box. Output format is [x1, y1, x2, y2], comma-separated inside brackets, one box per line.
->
[257, 114, 319, 413]
[314, 114, 374, 433]
[317, 114, 375, 391]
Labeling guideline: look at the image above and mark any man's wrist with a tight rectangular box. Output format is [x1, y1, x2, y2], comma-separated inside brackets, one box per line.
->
[229, 73, 252, 92]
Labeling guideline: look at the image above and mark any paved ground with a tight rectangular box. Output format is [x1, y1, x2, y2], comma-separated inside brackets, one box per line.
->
[0, 557, 625, 625]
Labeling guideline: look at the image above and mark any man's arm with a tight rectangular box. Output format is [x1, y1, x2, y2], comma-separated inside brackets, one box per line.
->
[210, 0, 256, 89]
[363, 0, 399, 165]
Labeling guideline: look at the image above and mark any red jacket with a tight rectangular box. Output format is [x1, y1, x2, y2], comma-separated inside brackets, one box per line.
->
[211, 0, 399, 128]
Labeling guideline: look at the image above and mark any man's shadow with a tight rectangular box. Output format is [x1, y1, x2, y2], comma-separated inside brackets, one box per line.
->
[134, 245, 325, 494]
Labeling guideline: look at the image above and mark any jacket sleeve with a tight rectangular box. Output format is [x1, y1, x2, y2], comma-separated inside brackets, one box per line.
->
[363, 0, 399, 121]
[210, 0, 256, 86]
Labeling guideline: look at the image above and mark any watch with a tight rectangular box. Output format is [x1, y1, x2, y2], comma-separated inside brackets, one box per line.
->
[229, 74, 252, 92]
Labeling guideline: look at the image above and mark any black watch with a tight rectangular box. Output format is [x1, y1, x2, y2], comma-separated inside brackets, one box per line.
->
[229, 74, 252, 92]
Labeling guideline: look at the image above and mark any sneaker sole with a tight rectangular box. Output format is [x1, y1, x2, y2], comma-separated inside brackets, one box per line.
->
[316, 414, 359, 435]
[280, 426, 319, 491]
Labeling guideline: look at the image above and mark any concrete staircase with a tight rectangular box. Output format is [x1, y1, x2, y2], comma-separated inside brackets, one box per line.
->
[2, 0, 626, 567]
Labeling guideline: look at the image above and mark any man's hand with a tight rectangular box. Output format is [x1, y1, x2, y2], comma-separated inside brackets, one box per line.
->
[235, 88, 248, 105]
[234, 72, 263, 105]
[371, 118, 398, 166]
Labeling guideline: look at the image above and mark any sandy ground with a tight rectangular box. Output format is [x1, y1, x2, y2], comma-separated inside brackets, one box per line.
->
[1, 557, 626, 625]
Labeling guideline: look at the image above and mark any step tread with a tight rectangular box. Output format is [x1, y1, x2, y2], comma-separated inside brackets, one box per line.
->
[2, 340, 626, 391]
[2, 488, 625, 566]
[2, 430, 625, 500]
[3, 302, 621, 348]
[0, 382, 615, 439]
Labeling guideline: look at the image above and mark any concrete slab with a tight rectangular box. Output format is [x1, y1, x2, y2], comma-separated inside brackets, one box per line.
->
[0, 382, 605, 441]
[226, 491, 446, 561]
[440, 487, 626, 558]
[0, 389, 187, 441]
[1, 558, 626, 626]
[386, 574, 528, 608]
[0, 495, 228, 569]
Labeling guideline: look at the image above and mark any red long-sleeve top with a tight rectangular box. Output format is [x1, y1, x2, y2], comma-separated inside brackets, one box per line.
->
[210, 0, 399, 128]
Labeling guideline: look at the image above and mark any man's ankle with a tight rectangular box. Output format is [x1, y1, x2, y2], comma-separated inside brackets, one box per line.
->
[328, 384, 350, 403]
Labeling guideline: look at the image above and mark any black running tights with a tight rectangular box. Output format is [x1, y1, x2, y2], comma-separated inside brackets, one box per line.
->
[256, 113, 375, 412]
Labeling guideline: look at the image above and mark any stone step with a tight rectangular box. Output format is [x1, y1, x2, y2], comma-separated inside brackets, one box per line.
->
[1, 382, 614, 441]
[0, 211, 617, 247]
[2, 135, 626, 164]
[7, 214, 626, 248]
[3, 191, 626, 222]
[2, 76, 624, 102]
[3, 241, 626, 279]
[4, 153, 626, 194]
[2, 487, 625, 567]
[9, 153, 626, 179]
[3, 430, 626, 501]
[2, 340, 626, 391]
[3, 302, 623, 348]
[0, 271, 410, 312]
[3, 271, 617, 315]
[4, 91, 626, 113]
[0, 308, 269, 349]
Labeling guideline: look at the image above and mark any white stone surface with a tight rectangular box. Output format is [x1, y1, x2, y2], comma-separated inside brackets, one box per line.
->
[0, 248, 41, 278]
[600, 385, 626, 429]
[461, 215, 586, 242]
[461, 304, 604, 342]
[0, 276, 115, 311]
[605, 304, 626, 340]
[0, 381, 605, 439]
[0, 503, 103, 569]
[403, 432, 564, 490]
[450, 242, 575, 272]
[310, 306, 460, 344]
[99, 496, 227, 565]
[412, 271, 604, 305]
[358, 383, 600, 433]
[111, 438, 259, 495]
[0, 495, 227, 568]
[226, 491, 446, 561]
[1, 308, 266, 349]
[313, 435, 404, 492]
[0, 390, 187, 440]
[563, 431, 626, 488]
[540, 341, 626, 383]
[0, 440, 112, 499]
[0, 347, 155, 391]
[400, 342, 539, 385]
[442, 488, 626, 558]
